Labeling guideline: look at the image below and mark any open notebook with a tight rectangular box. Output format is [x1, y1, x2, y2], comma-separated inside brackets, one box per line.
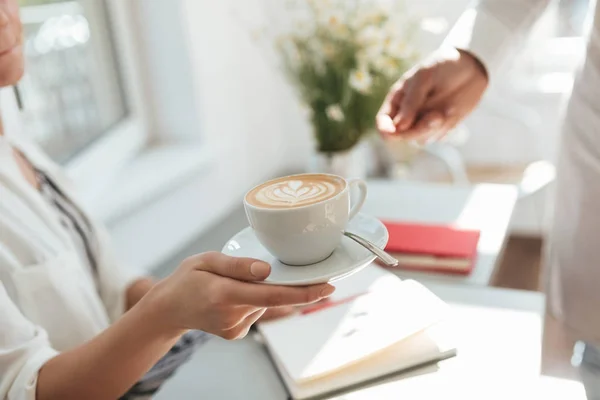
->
[256, 267, 456, 400]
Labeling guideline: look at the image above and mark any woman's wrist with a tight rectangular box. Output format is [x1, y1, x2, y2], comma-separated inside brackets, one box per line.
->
[125, 277, 156, 311]
[133, 284, 186, 342]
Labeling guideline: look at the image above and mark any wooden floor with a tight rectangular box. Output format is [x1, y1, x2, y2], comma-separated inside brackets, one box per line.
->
[492, 236, 580, 382]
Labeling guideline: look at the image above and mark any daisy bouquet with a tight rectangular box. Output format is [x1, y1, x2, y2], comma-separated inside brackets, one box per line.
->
[276, 0, 418, 154]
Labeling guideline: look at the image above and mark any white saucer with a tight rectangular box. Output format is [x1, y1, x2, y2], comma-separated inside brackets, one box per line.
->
[221, 213, 389, 286]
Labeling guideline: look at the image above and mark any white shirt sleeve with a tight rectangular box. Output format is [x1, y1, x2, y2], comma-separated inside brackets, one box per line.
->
[442, 0, 552, 77]
[93, 223, 144, 323]
[0, 283, 58, 400]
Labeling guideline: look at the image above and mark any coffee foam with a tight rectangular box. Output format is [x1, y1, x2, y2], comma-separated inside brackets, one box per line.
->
[246, 174, 345, 209]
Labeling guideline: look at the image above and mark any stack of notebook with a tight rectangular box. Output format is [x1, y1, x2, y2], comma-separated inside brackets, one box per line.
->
[256, 267, 456, 400]
[381, 221, 481, 275]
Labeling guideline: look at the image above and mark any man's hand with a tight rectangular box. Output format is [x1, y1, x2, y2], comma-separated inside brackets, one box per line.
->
[377, 47, 489, 143]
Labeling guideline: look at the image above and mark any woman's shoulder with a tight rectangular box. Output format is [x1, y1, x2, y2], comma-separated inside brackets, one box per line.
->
[0, 135, 69, 261]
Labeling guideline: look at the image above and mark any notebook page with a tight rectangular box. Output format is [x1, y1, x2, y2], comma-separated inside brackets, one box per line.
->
[258, 278, 448, 383]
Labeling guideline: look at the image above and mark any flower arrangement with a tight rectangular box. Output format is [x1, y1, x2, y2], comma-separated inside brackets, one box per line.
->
[275, 0, 419, 154]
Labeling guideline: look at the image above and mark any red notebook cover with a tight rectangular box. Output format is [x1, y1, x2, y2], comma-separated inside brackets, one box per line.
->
[381, 221, 481, 275]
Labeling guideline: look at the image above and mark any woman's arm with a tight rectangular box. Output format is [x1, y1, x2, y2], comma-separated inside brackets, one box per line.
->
[37, 298, 181, 400]
[33, 252, 332, 400]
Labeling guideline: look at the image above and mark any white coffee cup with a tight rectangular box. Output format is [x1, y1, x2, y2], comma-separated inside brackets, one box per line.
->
[244, 173, 368, 265]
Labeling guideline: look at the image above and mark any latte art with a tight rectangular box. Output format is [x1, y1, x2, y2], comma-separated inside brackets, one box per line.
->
[262, 180, 336, 205]
[246, 174, 345, 209]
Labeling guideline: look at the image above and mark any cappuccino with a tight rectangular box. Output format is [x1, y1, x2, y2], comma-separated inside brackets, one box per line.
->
[246, 174, 346, 209]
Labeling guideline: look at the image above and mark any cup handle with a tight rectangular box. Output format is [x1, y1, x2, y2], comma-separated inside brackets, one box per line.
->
[347, 178, 367, 220]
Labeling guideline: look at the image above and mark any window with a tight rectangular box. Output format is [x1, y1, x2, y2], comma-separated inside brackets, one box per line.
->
[18, 0, 128, 164]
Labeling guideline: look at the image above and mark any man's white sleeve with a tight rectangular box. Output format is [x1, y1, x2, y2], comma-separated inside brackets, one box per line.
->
[443, 0, 552, 76]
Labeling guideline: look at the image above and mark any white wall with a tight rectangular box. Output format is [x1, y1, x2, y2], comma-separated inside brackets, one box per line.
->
[108, 0, 313, 271]
[107, 0, 577, 268]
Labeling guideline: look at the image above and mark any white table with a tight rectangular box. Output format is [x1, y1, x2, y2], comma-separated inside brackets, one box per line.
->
[363, 180, 518, 286]
[155, 269, 544, 400]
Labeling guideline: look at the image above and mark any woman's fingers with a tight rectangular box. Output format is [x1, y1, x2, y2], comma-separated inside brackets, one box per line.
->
[185, 252, 271, 282]
[257, 306, 297, 322]
[244, 308, 268, 326]
[220, 308, 266, 340]
[227, 281, 335, 308]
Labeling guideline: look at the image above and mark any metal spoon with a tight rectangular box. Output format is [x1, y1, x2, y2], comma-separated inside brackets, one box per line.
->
[343, 231, 399, 267]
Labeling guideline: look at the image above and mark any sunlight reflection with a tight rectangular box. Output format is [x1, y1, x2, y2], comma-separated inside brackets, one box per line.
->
[535, 376, 586, 399]
[535, 72, 574, 94]
[454, 185, 517, 254]
[31, 14, 90, 55]
[300, 276, 446, 382]
[420, 17, 448, 34]
[520, 161, 556, 196]
[226, 240, 241, 251]
[448, 8, 477, 47]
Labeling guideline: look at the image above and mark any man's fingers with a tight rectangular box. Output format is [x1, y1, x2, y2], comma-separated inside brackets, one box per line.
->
[376, 113, 396, 136]
[394, 71, 433, 131]
[393, 110, 446, 141]
[228, 281, 335, 308]
[186, 252, 271, 282]
[377, 86, 404, 136]
[389, 87, 404, 121]
[415, 110, 445, 131]
[397, 85, 471, 142]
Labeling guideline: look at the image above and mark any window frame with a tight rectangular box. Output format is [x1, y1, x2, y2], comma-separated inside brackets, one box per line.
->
[54, 0, 152, 197]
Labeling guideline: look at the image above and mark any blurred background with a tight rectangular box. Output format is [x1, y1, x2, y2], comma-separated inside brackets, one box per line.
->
[1, 0, 592, 387]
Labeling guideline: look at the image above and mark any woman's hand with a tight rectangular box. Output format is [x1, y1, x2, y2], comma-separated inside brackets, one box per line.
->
[376, 47, 489, 143]
[143, 252, 334, 340]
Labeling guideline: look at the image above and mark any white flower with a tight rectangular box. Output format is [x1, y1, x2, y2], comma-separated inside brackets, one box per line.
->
[349, 68, 373, 94]
[353, 8, 386, 29]
[277, 36, 301, 63]
[325, 104, 345, 122]
[385, 37, 412, 60]
[356, 49, 370, 70]
[322, 12, 349, 38]
[305, 40, 327, 74]
[357, 25, 385, 47]
[372, 55, 398, 77]
[294, 21, 314, 38]
[322, 42, 336, 59]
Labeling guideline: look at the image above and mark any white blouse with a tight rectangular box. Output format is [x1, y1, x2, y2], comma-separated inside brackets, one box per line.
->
[0, 134, 140, 400]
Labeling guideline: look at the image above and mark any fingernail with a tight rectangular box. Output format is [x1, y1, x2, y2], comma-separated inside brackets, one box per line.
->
[377, 114, 396, 134]
[393, 113, 404, 127]
[428, 119, 442, 128]
[320, 285, 335, 297]
[250, 262, 270, 278]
